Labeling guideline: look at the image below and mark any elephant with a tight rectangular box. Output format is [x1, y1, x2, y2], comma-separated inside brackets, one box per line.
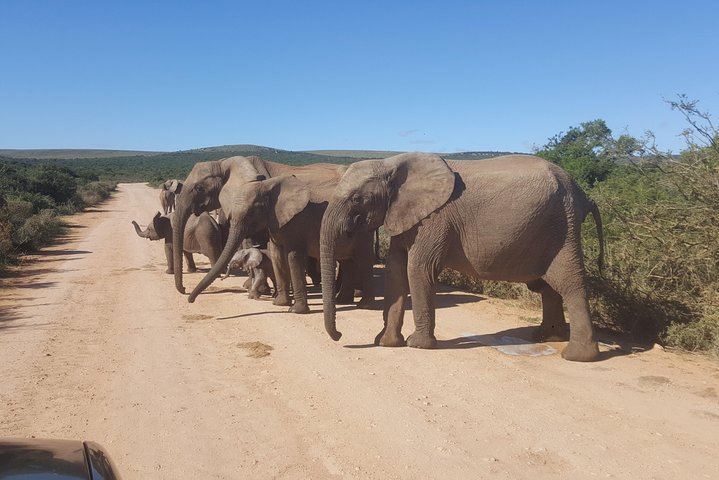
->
[319, 152, 605, 362]
[171, 155, 375, 313]
[221, 247, 276, 299]
[160, 179, 182, 214]
[171, 156, 338, 300]
[132, 211, 222, 274]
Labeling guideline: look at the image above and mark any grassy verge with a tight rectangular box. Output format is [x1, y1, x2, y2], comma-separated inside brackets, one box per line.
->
[0, 181, 116, 271]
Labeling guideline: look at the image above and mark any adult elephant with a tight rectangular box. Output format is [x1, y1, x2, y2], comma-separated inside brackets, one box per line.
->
[173, 156, 374, 312]
[319, 153, 604, 362]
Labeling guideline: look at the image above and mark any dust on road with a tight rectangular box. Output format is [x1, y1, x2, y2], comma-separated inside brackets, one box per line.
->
[1, 183, 718, 479]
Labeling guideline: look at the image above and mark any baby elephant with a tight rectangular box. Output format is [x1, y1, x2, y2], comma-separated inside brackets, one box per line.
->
[222, 247, 275, 299]
[132, 212, 222, 274]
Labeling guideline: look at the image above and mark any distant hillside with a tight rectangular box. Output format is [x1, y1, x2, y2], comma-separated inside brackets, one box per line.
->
[0, 145, 364, 183]
[0, 145, 526, 183]
[305, 150, 404, 159]
[0, 149, 163, 159]
[305, 150, 521, 160]
[443, 151, 520, 160]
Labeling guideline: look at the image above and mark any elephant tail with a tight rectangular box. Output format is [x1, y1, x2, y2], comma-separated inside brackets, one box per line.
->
[587, 198, 605, 271]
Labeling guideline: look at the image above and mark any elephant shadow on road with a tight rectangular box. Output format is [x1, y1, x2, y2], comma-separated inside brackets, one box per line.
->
[438, 326, 643, 361]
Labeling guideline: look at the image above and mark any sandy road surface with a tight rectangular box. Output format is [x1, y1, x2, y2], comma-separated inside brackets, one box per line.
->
[1, 183, 719, 479]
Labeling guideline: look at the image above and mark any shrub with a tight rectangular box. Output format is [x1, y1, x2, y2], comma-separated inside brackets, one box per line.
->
[12, 210, 65, 251]
[0, 214, 14, 262]
[76, 181, 116, 207]
[12, 191, 57, 213]
[28, 165, 78, 204]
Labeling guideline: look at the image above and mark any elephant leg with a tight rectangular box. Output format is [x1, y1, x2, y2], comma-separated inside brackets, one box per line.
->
[405, 252, 438, 349]
[287, 250, 310, 314]
[185, 252, 197, 273]
[268, 273, 277, 297]
[355, 233, 376, 309]
[376, 239, 408, 347]
[164, 243, 174, 274]
[248, 268, 262, 299]
[527, 279, 568, 341]
[269, 240, 292, 306]
[306, 256, 321, 287]
[205, 243, 220, 267]
[335, 260, 355, 304]
[256, 276, 272, 296]
[543, 249, 599, 362]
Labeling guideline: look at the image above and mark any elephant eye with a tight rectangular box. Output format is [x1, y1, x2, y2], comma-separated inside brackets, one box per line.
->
[351, 194, 362, 205]
[195, 185, 205, 193]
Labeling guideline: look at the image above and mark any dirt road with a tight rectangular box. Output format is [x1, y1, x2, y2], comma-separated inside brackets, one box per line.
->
[1, 183, 718, 479]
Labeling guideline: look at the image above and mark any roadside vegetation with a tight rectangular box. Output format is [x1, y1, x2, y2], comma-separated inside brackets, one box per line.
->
[0, 162, 116, 270]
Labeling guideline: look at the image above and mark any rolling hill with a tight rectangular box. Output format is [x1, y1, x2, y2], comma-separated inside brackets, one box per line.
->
[0, 145, 522, 183]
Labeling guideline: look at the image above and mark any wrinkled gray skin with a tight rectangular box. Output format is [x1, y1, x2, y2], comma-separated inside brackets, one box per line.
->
[222, 247, 276, 299]
[160, 180, 181, 215]
[132, 211, 222, 274]
[320, 153, 604, 362]
[173, 156, 373, 314]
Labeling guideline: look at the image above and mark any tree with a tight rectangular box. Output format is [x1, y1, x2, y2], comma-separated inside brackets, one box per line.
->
[535, 119, 640, 187]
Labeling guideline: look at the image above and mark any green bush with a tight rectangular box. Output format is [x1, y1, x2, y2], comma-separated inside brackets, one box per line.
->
[664, 309, 719, 355]
[28, 165, 78, 204]
[0, 164, 117, 268]
[76, 181, 116, 207]
[13, 191, 57, 213]
[0, 215, 14, 262]
[11, 210, 65, 251]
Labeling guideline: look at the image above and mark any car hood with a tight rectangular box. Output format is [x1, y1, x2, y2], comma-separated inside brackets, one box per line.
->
[0, 438, 121, 479]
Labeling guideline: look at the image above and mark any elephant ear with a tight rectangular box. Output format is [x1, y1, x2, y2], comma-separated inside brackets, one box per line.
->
[152, 212, 172, 239]
[168, 180, 182, 194]
[245, 156, 271, 180]
[245, 248, 264, 269]
[264, 175, 311, 229]
[383, 153, 455, 237]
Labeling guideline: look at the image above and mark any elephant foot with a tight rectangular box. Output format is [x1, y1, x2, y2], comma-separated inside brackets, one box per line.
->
[242, 277, 252, 289]
[257, 284, 272, 296]
[356, 297, 376, 310]
[407, 331, 437, 349]
[288, 303, 310, 314]
[273, 294, 292, 307]
[248, 292, 259, 300]
[561, 340, 600, 362]
[375, 330, 406, 347]
[165, 268, 174, 274]
[187, 267, 197, 273]
[536, 323, 570, 342]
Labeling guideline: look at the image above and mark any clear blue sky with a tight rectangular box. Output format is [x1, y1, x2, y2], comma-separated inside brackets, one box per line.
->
[1, 1, 717, 154]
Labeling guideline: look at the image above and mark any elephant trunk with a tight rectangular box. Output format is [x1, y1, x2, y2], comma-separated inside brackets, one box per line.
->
[320, 202, 346, 341]
[132, 221, 149, 238]
[188, 221, 242, 303]
[173, 197, 193, 294]
[220, 261, 234, 281]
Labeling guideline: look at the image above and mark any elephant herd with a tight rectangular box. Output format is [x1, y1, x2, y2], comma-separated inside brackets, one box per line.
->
[132, 153, 605, 362]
